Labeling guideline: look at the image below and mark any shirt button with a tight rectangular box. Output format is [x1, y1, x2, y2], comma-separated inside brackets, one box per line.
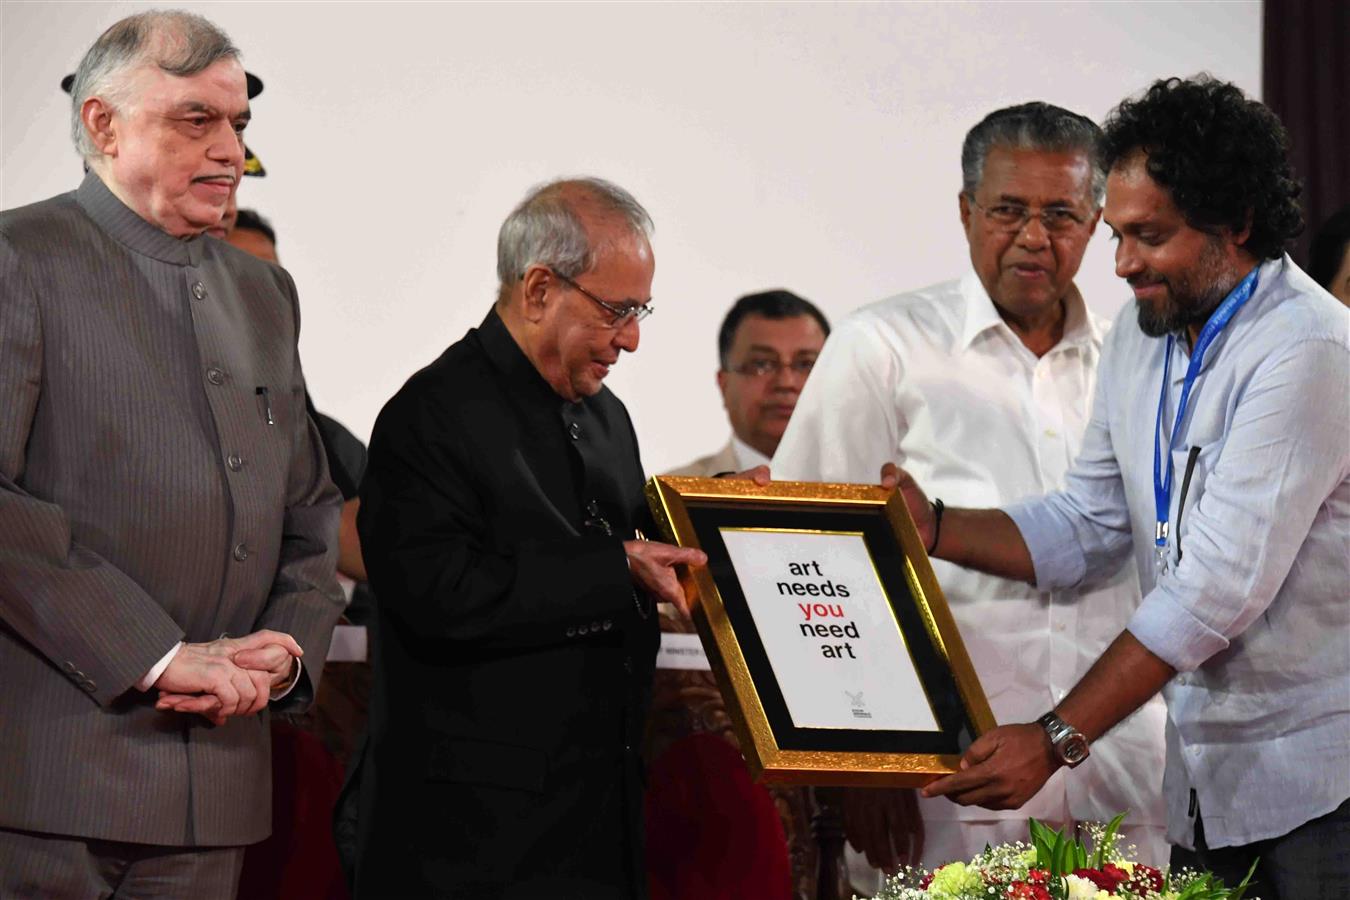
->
[206, 367, 225, 386]
[232, 542, 249, 562]
[191, 281, 207, 301]
[568, 422, 581, 440]
[227, 454, 244, 471]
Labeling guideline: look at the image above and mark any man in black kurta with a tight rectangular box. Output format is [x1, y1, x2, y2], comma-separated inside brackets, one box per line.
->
[353, 179, 703, 898]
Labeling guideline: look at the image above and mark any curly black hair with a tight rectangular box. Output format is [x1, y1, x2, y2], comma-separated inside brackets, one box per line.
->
[1101, 76, 1303, 260]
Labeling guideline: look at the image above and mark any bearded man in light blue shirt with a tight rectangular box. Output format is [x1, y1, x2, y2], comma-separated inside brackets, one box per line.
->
[887, 76, 1349, 898]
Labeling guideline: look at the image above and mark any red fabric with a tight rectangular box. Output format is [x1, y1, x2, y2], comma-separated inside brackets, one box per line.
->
[645, 732, 793, 900]
[237, 721, 349, 900]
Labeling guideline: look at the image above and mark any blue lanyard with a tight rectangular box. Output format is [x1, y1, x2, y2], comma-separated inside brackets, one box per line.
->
[1152, 266, 1260, 560]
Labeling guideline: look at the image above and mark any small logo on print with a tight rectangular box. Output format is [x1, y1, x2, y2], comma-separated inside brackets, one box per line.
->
[846, 690, 871, 719]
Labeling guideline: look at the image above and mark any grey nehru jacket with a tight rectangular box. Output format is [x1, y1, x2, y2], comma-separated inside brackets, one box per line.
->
[0, 173, 344, 846]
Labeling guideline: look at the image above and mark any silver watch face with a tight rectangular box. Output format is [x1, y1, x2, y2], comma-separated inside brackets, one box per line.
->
[1061, 735, 1090, 765]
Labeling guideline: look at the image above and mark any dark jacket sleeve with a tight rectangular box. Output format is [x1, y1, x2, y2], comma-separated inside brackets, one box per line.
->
[358, 387, 639, 650]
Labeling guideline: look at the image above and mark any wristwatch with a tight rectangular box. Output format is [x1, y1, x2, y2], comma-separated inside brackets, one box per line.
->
[1037, 711, 1090, 768]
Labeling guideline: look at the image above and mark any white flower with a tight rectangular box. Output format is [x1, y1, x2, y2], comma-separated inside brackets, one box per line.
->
[1063, 874, 1111, 900]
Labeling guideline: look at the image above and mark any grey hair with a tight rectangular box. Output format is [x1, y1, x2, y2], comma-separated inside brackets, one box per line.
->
[496, 177, 654, 287]
[961, 102, 1106, 207]
[70, 10, 239, 158]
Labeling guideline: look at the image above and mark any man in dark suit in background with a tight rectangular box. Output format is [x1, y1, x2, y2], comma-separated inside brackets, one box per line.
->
[0, 11, 343, 898]
[354, 178, 704, 898]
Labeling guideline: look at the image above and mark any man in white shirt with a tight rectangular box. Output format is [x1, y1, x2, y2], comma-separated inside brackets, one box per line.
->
[668, 290, 829, 476]
[773, 102, 1168, 887]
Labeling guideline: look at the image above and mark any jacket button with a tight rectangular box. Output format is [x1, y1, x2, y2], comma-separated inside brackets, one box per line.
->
[206, 367, 225, 386]
[232, 542, 249, 562]
[227, 454, 244, 471]
[82, 679, 97, 693]
[568, 422, 581, 440]
[64, 661, 78, 673]
[577, 624, 589, 636]
[191, 281, 207, 301]
[602, 620, 612, 631]
[565, 627, 576, 638]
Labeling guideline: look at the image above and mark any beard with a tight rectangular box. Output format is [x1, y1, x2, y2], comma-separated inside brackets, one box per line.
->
[1133, 237, 1237, 338]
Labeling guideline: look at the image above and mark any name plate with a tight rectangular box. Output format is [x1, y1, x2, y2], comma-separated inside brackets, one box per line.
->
[646, 476, 995, 788]
[657, 631, 713, 670]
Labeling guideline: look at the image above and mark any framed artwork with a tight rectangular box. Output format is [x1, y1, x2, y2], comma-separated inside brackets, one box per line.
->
[646, 476, 996, 787]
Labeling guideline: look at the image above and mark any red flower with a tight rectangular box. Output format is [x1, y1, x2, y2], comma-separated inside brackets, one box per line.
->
[1025, 868, 1050, 883]
[919, 870, 936, 890]
[1102, 864, 1131, 886]
[1006, 882, 1052, 900]
[1126, 864, 1165, 894]
[1071, 866, 1129, 892]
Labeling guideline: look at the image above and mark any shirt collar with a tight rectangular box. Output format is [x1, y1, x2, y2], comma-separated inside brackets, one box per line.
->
[958, 270, 1101, 353]
[75, 171, 203, 267]
[476, 307, 583, 409]
[731, 435, 771, 471]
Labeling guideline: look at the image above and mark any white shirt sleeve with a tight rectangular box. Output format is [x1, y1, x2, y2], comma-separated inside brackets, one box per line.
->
[135, 641, 183, 692]
[773, 318, 903, 483]
[270, 657, 303, 701]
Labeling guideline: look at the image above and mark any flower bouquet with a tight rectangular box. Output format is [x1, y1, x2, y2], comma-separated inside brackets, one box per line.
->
[868, 813, 1256, 900]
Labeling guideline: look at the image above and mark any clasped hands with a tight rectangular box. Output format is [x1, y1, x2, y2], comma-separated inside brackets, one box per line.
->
[153, 630, 303, 726]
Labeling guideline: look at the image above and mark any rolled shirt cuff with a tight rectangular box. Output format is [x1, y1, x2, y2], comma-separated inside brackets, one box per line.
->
[1126, 589, 1230, 673]
[1002, 497, 1087, 591]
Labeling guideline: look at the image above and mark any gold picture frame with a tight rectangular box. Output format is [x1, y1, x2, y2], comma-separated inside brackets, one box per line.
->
[646, 475, 996, 787]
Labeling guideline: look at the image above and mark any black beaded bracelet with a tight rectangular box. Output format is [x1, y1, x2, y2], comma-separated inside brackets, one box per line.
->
[926, 498, 945, 555]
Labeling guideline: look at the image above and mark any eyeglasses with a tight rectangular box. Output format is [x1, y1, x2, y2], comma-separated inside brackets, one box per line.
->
[727, 357, 817, 378]
[550, 269, 654, 327]
[967, 196, 1090, 234]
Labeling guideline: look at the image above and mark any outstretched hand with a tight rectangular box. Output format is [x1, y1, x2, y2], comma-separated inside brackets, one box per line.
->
[880, 462, 936, 551]
[921, 723, 1059, 810]
[624, 540, 707, 616]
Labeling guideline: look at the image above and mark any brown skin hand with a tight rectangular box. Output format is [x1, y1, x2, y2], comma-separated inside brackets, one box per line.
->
[922, 632, 1174, 809]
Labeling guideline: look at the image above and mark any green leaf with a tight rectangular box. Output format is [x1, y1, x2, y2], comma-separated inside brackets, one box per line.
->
[1092, 812, 1128, 867]
[1227, 857, 1259, 900]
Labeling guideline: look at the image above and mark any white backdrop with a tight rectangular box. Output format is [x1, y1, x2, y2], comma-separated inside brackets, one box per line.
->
[0, 1, 1262, 474]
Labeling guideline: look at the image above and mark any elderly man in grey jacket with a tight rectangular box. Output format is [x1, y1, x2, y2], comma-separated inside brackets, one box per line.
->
[0, 11, 343, 897]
